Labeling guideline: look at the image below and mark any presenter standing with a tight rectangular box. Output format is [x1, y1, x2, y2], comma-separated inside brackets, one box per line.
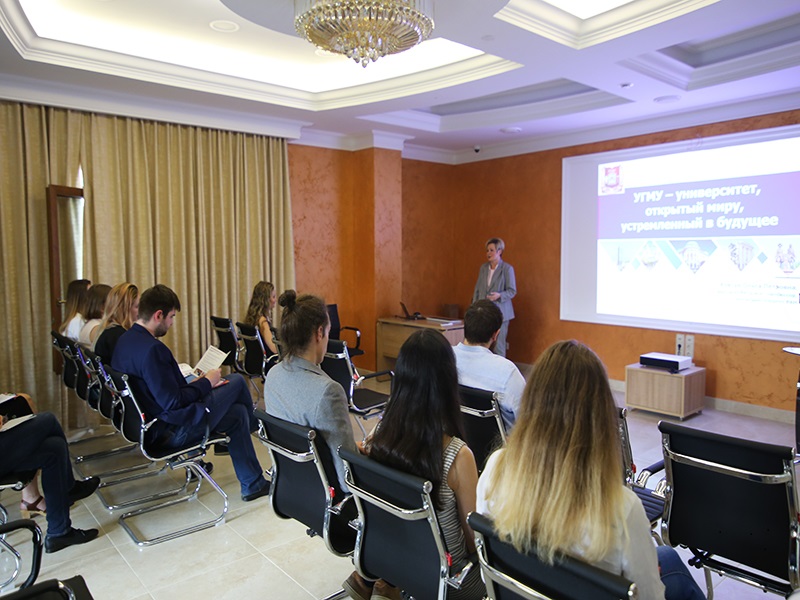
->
[472, 237, 516, 357]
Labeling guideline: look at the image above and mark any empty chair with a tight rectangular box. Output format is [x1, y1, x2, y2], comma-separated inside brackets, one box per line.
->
[0, 475, 37, 590]
[320, 339, 391, 440]
[254, 409, 355, 557]
[108, 369, 229, 546]
[326, 304, 363, 357]
[236, 321, 279, 394]
[0, 519, 94, 599]
[339, 447, 478, 600]
[209, 316, 244, 372]
[659, 420, 800, 597]
[458, 385, 507, 473]
[617, 407, 665, 542]
[50, 331, 79, 390]
[469, 512, 637, 600]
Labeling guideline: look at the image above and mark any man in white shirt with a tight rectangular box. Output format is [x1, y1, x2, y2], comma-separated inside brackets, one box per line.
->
[453, 300, 526, 430]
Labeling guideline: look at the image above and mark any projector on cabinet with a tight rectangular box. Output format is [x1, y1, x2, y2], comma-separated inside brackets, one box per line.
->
[639, 352, 694, 373]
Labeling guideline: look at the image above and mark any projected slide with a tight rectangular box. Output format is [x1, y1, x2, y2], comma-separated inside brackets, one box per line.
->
[595, 139, 800, 334]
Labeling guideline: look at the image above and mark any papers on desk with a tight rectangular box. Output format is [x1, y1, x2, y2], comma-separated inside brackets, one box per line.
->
[426, 317, 462, 327]
[182, 346, 229, 382]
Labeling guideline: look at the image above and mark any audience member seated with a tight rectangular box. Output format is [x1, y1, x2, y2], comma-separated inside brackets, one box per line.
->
[78, 284, 111, 346]
[60, 279, 91, 341]
[0, 393, 99, 553]
[243, 280, 279, 356]
[345, 329, 486, 600]
[452, 299, 526, 430]
[476, 340, 705, 600]
[112, 284, 270, 502]
[94, 282, 139, 364]
[263, 290, 356, 492]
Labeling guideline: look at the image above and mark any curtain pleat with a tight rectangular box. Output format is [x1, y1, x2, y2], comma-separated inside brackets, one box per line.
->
[0, 100, 295, 422]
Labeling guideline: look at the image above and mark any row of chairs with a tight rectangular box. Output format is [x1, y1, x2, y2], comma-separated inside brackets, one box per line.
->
[50, 330, 229, 547]
[257, 405, 800, 599]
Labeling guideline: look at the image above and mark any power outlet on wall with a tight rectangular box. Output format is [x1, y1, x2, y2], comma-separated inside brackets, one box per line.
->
[675, 333, 685, 356]
[685, 335, 695, 359]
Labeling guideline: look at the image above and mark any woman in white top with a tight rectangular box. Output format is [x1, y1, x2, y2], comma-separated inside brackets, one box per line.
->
[476, 340, 704, 600]
[78, 284, 111, 346]
[60, 279, 91, 340]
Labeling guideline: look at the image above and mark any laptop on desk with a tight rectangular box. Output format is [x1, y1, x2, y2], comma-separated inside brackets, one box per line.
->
[400, 302, 425, 320]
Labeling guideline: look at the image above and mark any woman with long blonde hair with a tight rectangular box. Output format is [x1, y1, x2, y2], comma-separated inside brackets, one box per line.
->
[476, 340, 704, 600]
[93, 283, 139, 364]
[243, 280, 278, 355]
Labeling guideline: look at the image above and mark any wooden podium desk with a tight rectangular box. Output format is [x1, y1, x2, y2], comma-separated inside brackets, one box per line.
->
[377, 317, 464, 372]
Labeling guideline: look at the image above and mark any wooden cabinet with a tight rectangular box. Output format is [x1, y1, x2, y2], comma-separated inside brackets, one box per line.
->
[625, 363, 706, 419]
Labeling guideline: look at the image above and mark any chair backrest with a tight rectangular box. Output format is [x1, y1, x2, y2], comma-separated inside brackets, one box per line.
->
[320, 339, 355, 399]
[95, 360, 139, 443]
[254, 409, 354, 556]
[326, 304, 342, 341]
[468, 512, 637, 600]
[616, 407, 635, 486]
[209, 316, 240, 368]
[73, 345, 103, 412]
[50, 331, 78, 389]
[339, 447, 450, 600]
[458, 385, 506, 472]
[236, 322, 277, 379]
[659, 420, 799, 592]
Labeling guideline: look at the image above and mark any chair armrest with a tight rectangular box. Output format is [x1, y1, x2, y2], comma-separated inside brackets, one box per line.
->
[329, 493, 353, 516]
[0, 519, 43, 588]
[446, 554, 477, 590]
[340, 326, 361, 349]
[635, 460, 665, 487]
[356, 370, 394, 386]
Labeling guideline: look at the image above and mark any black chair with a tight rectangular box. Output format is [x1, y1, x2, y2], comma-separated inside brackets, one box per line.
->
[458, 385, 507, 473]
[617, 407, 665, 542]
[254, 410, 356, 557]
[209, 316, 244, 372]
[235, 322, 279, 394]
[659, 420, 800, 598]
[468, 512, 637, 600]
[109, 369, 229, 546]
[326, 304, 363, 358]
[0, 474, 37, 590]
[339, 447, 476, 599]
[321, 340, 392, 440]
[0, 519, 94, 599]
[50, 331, 79, 390]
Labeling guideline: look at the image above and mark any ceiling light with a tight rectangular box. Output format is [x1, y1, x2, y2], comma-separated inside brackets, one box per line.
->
[210, 20, 240, 33]
[294, 0, 435, 68]
[654, 95, 681, 104]
[500, 127, 522, 134]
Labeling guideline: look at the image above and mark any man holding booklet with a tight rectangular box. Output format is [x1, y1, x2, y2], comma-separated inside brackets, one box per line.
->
[113, 284, 270, 502]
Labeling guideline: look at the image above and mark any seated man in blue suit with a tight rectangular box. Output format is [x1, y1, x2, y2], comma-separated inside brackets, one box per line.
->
[112, 284, 270, 502]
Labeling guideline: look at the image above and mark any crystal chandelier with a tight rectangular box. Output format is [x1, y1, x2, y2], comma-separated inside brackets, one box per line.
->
[294, 0, 434, 68]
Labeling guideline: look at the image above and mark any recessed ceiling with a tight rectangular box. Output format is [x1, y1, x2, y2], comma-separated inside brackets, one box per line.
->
[0, 0, 798, 164]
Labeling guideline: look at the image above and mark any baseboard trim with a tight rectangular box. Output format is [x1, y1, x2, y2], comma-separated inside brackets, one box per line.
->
[609, 378, 794, 424]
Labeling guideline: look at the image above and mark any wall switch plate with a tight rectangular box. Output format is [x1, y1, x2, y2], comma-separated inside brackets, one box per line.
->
[685, 335, 695, 359]
[676, 333, 685, 356]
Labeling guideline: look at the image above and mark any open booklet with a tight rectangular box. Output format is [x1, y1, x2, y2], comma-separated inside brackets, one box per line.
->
[0, 393, 36, 432]
[178, 346, 229, 383]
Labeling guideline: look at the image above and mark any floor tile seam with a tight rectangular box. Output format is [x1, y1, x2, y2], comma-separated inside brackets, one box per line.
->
[260, 554, 318, 599]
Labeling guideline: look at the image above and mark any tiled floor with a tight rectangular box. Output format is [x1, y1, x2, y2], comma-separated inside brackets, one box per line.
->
[0, 390, 796, 599]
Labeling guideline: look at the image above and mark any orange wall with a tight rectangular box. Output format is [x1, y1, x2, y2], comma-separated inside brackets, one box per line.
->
[290, 110, 800, 411]
[402, 110, 800, 411]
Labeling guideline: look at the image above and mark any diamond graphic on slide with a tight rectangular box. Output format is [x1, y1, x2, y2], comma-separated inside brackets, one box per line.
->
[728, 240, 755, 272]
[670, 240, 716, 273]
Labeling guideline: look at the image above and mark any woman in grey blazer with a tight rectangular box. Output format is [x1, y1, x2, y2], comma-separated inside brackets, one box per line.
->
[472, 237, 516, 357]
[263, 290, 357, 491]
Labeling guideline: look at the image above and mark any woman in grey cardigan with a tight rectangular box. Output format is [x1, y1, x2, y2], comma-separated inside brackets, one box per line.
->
[263, 290, 356, 491]
[472, 237, 517, 357]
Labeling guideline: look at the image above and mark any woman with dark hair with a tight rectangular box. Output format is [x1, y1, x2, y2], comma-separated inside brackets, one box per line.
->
[345, 329, 485, 600]
[243, 280, 279, 355]
[263, 290, 356, 491]
[78, 284, 111, 346]
[60, 279, 91, 340]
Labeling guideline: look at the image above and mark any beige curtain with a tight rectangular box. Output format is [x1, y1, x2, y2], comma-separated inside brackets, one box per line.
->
[0, 101, 295, 422]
